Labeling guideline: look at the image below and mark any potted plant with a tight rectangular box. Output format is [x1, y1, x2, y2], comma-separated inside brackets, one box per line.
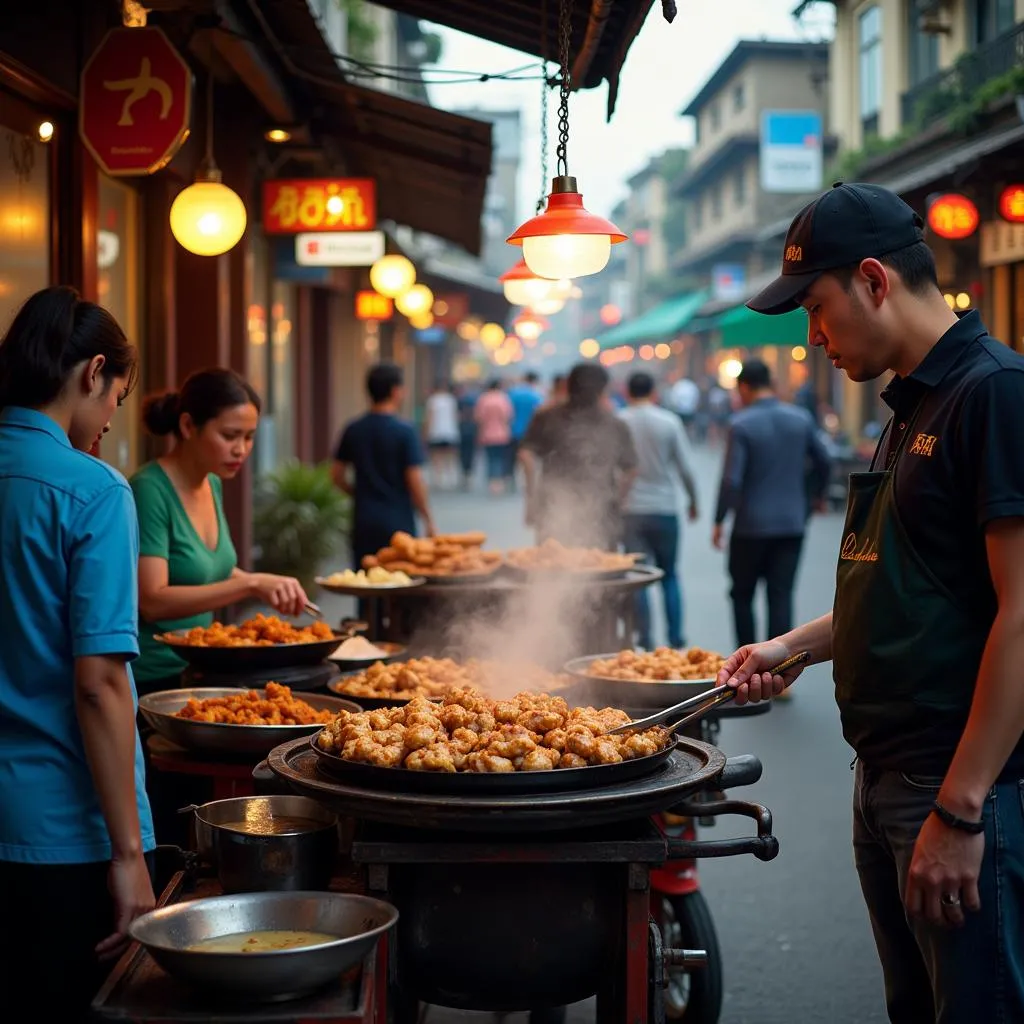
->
[253, 459, 351, 592]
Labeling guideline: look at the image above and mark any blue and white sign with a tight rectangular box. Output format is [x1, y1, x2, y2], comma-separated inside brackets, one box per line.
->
[712, 263, 747, 303]
[760, 111, 823, 194]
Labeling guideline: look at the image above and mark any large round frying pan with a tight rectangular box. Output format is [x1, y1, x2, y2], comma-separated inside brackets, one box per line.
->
[308, 731, 677, 795]
[154, 630, 346, 671]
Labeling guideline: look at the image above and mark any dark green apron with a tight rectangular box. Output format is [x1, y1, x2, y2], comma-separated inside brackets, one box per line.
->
[831, 409, 990, 773]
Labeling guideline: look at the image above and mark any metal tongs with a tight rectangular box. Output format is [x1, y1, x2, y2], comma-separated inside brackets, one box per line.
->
[607, 650, 811, 736]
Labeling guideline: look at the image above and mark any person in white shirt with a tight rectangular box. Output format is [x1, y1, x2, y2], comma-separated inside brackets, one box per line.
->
[619, 372, 699, 649]
[668, 375, 701, 437]
[424, 382, 460, 490]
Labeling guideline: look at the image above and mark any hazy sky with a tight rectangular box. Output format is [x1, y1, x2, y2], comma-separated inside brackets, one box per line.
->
[424, 0, 835, 222]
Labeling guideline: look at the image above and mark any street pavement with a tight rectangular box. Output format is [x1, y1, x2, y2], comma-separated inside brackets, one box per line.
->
[318, 443, 887, 1024]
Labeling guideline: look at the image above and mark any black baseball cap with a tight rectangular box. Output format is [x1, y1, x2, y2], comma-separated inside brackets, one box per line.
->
[747, 182, 925, 316]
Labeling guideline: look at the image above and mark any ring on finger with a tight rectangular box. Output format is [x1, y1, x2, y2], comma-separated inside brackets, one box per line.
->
[940, 892, 961, 908]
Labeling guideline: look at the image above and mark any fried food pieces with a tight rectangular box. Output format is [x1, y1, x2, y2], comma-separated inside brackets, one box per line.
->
[316, 689, 670, 773]
[588, 647, 726, 682]
[505, 538, 638, 573]
[162, 614, 334, 647]
[334, 657, 570, 701]
[175, 682, 333, 725]
[361, 531, 502, 578]
[335, 657, 476, 700]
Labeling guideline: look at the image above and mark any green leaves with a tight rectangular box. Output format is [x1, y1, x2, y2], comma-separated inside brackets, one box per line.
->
[253, 460, 351, 588]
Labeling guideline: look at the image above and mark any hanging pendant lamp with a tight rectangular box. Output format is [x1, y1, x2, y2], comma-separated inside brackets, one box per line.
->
[170, 73, 247, 256]
[506, 0, 626, 279]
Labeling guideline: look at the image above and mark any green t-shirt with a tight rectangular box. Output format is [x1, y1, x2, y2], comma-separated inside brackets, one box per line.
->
[130, 461, 237, 683]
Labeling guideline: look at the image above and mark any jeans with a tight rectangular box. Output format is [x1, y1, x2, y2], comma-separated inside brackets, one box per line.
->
[853, 762, 1024, 1023]
[484, 444, 507, 481]
[727, 533, 803, 647]
[623, 513, 683, 649]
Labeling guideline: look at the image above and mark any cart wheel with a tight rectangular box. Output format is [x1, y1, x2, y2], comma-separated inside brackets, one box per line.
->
[657, 892, 723, 1023]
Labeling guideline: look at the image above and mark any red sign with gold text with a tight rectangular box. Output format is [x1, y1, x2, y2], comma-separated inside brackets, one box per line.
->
[927, 193, 979, 240]
[263, 179, 376, 234]
[80, 27, 192, 177]
[999, 185, 1024, 224]
[355, 291, 393, 321]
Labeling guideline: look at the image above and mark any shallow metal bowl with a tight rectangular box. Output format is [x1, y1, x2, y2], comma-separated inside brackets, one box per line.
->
[128, 891, 398, 1002]
[138, 688, 361, 756]
[562, 653, 718, 712]
[326, 639, 407, 672]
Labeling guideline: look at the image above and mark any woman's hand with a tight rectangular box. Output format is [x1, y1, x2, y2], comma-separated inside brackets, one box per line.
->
[96, 852, 155, 962]
[247, 573, 308, 618]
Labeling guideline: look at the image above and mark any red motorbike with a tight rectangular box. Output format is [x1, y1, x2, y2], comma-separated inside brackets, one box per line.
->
[650, 706, 771, 1022]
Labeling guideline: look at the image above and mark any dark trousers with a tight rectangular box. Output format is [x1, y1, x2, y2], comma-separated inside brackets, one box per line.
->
[853, 763, 1024, 1023]
[0, 853, 155, 1020]
[727, 534, 804, 647]
[623, 513, 683, 649]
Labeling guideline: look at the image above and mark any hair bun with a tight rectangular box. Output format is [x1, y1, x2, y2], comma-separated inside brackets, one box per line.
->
[141, 391, 181, 436]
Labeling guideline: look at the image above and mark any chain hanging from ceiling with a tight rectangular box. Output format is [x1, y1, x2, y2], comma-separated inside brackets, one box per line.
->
[555, 0, 572, 179]
[536, 0, 551, 212]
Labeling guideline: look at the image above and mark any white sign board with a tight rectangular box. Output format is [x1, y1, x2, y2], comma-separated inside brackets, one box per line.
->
[295, 230, 385, 267]
[712, 263, 746, 303]
[760, 111, 823, 194]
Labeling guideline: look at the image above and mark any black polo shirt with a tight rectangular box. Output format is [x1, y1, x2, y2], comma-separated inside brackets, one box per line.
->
[876, 310, 1024, 625]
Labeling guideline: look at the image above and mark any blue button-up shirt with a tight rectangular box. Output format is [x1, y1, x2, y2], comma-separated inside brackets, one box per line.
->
[0, 407, 154, 864]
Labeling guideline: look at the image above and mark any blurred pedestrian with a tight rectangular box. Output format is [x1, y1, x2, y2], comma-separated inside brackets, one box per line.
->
[620, 372, 699, 649]
[540, 374, 568, 411]
[332, 363, 436, 569]
[713, 359, 830, 655]
[474, 379, 514, 495]
[424, 380, 460, 490]
[506, 371, 543, 492]
[520, 363, 638, 550]
[454, 383, 479, 490]
[668, 375, 701, 438]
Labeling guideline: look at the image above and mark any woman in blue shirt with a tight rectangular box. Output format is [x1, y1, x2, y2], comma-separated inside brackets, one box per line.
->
[0, 287, 155, 1018]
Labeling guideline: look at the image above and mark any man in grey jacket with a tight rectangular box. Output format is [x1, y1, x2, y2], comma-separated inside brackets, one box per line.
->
[713, 358, 831, 648]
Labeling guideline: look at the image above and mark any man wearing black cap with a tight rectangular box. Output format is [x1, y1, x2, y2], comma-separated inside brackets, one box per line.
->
[718, 183, 1024, 1022]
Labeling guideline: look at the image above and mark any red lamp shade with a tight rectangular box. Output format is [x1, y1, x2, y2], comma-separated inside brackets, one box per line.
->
[507, 176, 627, 280]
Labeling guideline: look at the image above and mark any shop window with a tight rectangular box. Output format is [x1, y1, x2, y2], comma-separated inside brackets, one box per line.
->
[972, 0, 1016, 44]
[858, 5, 882, 136]
[96, 176, 140, 475]
[0, 126, 49, 328]
[907, 2, 939, 86]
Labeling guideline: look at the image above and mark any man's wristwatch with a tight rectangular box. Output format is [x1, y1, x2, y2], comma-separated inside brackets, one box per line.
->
[932, 799, 985, 835]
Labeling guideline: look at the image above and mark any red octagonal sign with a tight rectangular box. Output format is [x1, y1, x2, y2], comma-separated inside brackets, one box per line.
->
[80, 27, 192, 177]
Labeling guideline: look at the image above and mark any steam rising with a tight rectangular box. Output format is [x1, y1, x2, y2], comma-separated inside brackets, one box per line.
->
[410, 477, 629, 703]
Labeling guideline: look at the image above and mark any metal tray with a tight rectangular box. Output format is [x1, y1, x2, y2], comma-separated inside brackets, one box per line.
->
[413, 566, 504, 586]
[315, 575, 426, 596]
[155, 631, 345, 672]
[139, 688, 361, 756]
[563, 653, 719, 712]
[267, 735, 727, 833]
[309, 731, 677, 794]
[502, 559, 639, 584]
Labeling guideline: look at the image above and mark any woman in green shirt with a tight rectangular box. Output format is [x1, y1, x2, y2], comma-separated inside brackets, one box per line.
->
[130, 368, 308, 694]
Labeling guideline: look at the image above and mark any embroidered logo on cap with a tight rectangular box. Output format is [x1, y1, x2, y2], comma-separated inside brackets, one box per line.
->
[785, 245, 803, 263]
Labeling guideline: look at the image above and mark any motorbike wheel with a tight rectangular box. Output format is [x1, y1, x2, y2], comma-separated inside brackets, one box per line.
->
[657, 892, 723, 1022]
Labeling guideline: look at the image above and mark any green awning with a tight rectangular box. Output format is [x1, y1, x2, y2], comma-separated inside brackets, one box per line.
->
[597, 289, 711, 349]
[717, 304, 808, 349]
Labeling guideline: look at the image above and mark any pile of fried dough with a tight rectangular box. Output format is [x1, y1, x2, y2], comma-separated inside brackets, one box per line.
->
[175, 683, 333, 725]
[161, 614, 334, 647]
[587, 647, 726, 682]
[361, 531, 502, 578]
[316, 688, 669, 773]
